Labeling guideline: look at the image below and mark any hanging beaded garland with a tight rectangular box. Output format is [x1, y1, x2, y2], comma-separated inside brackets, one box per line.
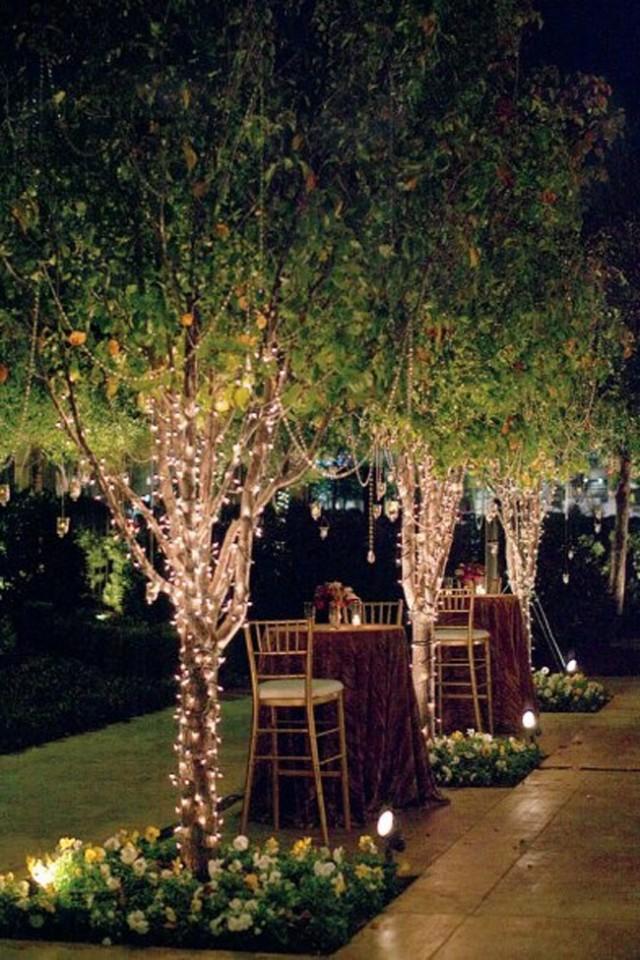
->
[367, 471, 376, 563]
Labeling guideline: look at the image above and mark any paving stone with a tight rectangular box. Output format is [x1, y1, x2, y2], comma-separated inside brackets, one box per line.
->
[428, 915, 640, 959]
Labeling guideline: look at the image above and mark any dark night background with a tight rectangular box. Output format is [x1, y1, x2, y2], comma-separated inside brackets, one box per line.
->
[531, 0, 640, 130]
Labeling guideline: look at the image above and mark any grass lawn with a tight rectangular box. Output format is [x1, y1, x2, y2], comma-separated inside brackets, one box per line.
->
[0, 696, 253, 876]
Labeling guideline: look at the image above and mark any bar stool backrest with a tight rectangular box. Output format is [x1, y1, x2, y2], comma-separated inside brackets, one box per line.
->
[436, 588, 474, 631]
[360, 600, 404, 625]
[244, 619, 314, 697]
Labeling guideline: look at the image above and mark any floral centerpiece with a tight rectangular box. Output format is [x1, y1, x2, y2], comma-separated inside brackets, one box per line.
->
[453, 562, 486, 592]
[426, 730, 541, 787]
[533, 668, 611, 712]
[0, 831, 398, 954]
[314, 581, 361, 625]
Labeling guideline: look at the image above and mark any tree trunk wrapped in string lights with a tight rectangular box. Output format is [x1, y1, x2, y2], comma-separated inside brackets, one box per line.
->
[51, 322, 317, 874]
[491, 479, 545, 662]
[397, 448, 464, 733]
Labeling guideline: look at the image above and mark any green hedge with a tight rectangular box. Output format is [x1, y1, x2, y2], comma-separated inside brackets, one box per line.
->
[0, 657, 175, 753]
[14, 604, 249, 688]
[16, 604, 178, 679]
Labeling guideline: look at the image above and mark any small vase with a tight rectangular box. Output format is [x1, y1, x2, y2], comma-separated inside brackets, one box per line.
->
[329, 602, 342, 627]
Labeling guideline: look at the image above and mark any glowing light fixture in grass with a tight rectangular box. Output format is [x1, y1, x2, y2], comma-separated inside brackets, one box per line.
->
[376, 807, 405, 863]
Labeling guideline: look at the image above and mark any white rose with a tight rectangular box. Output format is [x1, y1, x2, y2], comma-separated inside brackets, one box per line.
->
[228, 912, 253, 932]
[232, 835, 250, 852]
[127, 910, 149, 935]
[132, 857, 147, 877]
[104, 836, 121, 852]
[120, 843, 138, 865]
[208, 858, 225, 878]
[106, 876, 121, 892]
[313, 860, 336, 878]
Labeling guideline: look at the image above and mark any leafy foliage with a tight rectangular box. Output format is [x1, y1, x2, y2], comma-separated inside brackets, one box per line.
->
[75, 527, 133, 614]
[533, 668, 611, 712]
[0, 831, 397, 953]
[427, 729, 541, 787]
[0, 657, 174, 753]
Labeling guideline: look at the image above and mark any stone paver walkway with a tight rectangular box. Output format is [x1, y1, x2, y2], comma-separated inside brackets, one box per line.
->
[2, 677, 638, 959]
[336, 676, 640, 960]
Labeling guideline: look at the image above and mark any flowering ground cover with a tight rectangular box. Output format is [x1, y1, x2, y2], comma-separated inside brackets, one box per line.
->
[533, 668, 612, 712]
[427, 730, 542, 787]
[0, 830, 398, 954]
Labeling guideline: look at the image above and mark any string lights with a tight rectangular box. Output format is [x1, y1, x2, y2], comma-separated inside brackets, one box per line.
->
[491, 479, 546, 663]
[397, 448, 464, 734]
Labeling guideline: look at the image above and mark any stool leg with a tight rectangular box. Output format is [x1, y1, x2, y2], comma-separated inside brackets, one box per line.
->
[468, 643, 483, 732]
[241, 701, 259, 836]
[307, 701, 329, 845]
[435, 644, 443, 735]
[337, 693, 351, 831]
[270, 706, 280, 831]
[485, 641, 494, 734]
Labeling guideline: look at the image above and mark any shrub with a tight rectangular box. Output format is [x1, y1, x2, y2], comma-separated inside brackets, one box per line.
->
[426, 730, 541, 787]
[0, 657, 175, 753]
[16, 607, 178, 679]
[0, 831, 397, 953]
[0, 615, 16, 659]
[533, 668, 611, 712]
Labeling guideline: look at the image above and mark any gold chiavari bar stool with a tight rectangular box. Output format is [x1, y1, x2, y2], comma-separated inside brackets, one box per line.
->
[360, 600, 404, 626]
[241, 619, 351, 845]
[434, 588, 493, 733]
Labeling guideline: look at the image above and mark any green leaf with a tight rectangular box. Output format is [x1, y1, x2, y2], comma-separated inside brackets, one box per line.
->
[182, 139, 198, 173]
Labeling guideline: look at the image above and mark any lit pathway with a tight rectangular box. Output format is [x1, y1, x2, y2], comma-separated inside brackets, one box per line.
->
[1, 678, 639, 959]
[337, 676, 640, 960]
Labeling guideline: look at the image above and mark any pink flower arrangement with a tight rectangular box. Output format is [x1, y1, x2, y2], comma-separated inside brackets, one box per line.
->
[454, 562, 486, 588]
[314, 581, 360, 610]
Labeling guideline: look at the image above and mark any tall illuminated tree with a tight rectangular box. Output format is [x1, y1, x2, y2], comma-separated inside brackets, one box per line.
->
[366, 1, 622, 727]
[0, 1, 389, 872]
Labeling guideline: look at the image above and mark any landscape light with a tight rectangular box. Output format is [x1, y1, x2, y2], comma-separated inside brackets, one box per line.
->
[565, 658, 578, 674]
[376, 807, 405, 863]
[521, 709, 537, 731]
[376, 808, 395, 839]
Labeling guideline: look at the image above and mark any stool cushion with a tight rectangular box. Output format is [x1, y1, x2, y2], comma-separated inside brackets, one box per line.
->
[434, 627, 490, 644]
[258, 678, 343, 701]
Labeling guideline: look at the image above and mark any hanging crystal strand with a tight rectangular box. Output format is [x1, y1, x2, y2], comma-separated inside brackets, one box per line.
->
[375, 444, 386, 501]
[367, 471, 376, 563]
[372, 446, 383, 518]
[562, 481, 571, 584]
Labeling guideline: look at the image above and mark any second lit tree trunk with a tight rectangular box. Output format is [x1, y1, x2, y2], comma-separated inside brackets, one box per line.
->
[397, 449, 464, 733]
